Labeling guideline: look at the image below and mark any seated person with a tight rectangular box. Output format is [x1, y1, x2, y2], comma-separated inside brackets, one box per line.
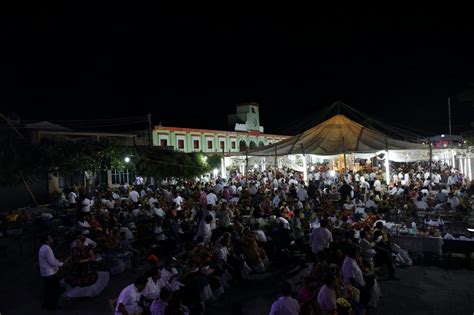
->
[65, 236, 98, 287]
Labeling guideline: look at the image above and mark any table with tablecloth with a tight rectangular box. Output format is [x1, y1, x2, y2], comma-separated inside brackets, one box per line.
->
[390, 235, 443, 255]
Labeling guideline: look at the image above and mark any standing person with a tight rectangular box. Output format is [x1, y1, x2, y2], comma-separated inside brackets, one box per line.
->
[269, 282, 300, 315]
[310, 219, 333, 259]
[116, 276, 147, 315]
[39, 235, 65, 310]
[68, 188, 78, 209]
[317, 274, 337, 315]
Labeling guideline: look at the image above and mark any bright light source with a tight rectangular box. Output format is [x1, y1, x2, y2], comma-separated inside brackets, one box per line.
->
[329, 170, 336, 177]
[443, 144, 447, 147]
[310, 166, 315, 172]
[213, 168, 219, 176]
[124, 157, 131, 163]
[441, 134, 445, 138]
[253, 164, 258, 169]
[204, 156, 208, 161]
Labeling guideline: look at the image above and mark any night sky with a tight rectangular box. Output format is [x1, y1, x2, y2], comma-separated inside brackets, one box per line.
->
[1, 7, 474, 135]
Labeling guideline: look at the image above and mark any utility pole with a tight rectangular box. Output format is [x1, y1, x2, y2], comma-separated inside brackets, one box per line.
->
[147, 112, 152, 147]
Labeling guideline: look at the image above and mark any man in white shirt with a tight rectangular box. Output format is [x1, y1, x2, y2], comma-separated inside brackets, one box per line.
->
[253, 223, 268, 243]
[297, 185, 308, 202]
[317, 274, 337, 314]
[81, 197, 93, 213]
[172, 192, 184, 211]
[415, 196, 429, 210]
[68, 190, 77, 208]
[373, 178, 382, 195]
[116, 277, 147, 315]
[342, 246, 365, 288]
[269, 282, 300, 315]
[142, 267, 165, 301]
[128, 189, 139, 203]
[447, 193, 460, 209]
[196, 215, 213, 243]
[153, 204, 166, 218]
[310, 219, 333, 255]
[148, 195, 158, 207]
[39, 235, 65, 310]
[206, 191, 218, 206]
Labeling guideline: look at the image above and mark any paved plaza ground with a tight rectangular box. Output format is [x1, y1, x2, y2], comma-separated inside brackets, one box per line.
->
[1, 237, 473, 315]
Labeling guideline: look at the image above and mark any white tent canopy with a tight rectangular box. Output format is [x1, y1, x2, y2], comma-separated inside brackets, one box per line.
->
[248, 114, 428, 157]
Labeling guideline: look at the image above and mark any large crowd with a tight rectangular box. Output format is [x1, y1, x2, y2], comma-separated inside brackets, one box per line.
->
[29, 159, 474, 314]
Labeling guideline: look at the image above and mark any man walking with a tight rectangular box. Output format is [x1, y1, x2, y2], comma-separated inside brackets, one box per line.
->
[39, 235, 65, 310]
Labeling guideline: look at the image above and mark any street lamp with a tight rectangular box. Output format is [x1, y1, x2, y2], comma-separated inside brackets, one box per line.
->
[124, 156, 131, 163]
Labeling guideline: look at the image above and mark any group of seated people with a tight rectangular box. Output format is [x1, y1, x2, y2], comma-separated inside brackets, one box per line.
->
[16, 160, 471, 314]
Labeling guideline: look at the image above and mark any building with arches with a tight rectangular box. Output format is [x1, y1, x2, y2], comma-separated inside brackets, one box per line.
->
[153, 103, 288, 153]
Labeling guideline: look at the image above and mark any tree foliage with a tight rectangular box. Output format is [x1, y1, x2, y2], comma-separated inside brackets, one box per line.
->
[0, 142, 213, 185]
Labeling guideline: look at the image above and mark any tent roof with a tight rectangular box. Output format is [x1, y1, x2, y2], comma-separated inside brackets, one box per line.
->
[248, 114, 428, 156]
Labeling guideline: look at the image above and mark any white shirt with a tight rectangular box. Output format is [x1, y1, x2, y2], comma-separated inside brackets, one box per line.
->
[447, 196, 460, 209]
[81, 198, 92, 212]
[142, 277, 164, 300]
[269, 296, 300, 315]
[173, 196, 184, 210]
[373, 180, 382, 192]
[68, 192, 77, 204]
[196, 220, 212, 243]
[297, 188, 308, 201]
[317, 285, 337, 312]
[206, 193, 218, 206]
[116, 284, 142, 315]
[129, 190, 139, 203]
[160, 267, 178, 284]
[149, 197, 158, 207]
[342, 256, 365, 287]
[215, 183, 223, 194]
[310, 227, 333, 254]
[39, 244, 63, 277]
[213, 245, 229, 262]
[154, 207, 166, 218]
[253, 229, 268, 242]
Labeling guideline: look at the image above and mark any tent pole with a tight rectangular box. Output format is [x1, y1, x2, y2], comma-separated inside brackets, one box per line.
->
[384, 137, 390, 185]
[300, 143, 308, 184]
[342, 137, 347, 175]
[274, 146, 278, 169]
[245, 150, 249, 178]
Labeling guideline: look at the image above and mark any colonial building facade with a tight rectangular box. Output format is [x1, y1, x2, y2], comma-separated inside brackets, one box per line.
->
[153, 103, 289, 153]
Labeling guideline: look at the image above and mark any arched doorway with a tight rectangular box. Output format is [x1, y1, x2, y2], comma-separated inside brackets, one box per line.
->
[239, 140, 247, 152]
[259, 141, 265, 147]
[249, 141, 257, 150]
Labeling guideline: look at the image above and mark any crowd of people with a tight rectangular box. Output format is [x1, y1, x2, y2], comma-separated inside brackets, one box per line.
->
[33, 158, 473, 314]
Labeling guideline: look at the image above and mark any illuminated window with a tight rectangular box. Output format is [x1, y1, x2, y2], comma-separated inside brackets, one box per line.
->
[160, 139, 168, 146]
[193, 140, 199, 149]
[207, 140, 213, 149]
[177, 139, 184, 149]
[220, 141, 225, 149]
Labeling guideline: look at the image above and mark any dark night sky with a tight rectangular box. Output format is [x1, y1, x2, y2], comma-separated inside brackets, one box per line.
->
[1, 6, 474, 135]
